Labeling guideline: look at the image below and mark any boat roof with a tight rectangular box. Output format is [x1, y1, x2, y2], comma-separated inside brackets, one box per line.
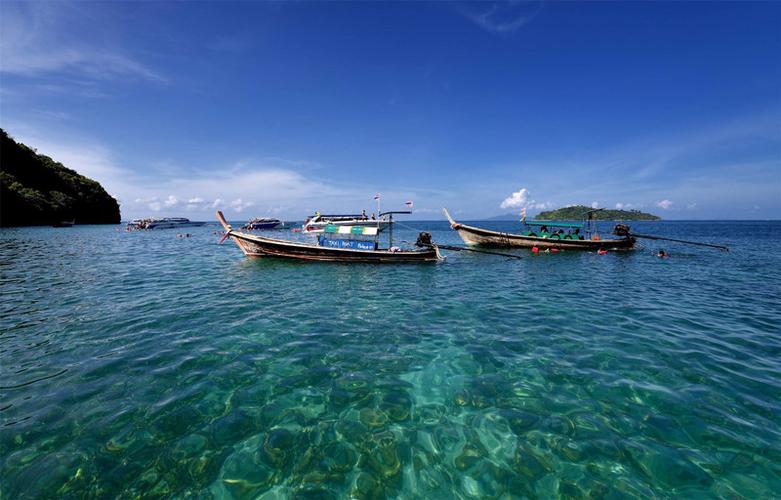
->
[311, 214, 367, 219]
[525, 220, 583, 229]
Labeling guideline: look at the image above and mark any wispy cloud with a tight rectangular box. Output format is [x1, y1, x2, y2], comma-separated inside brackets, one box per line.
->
[0, 2, 165, 85]
[458, 1, 543, 36]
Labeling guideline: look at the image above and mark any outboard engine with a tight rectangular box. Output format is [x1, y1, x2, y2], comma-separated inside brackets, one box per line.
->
[613, 224, 631, 237]
[415, 232, 433, 247]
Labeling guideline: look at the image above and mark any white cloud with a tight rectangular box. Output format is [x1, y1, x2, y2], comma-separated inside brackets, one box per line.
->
[500, 188, 530, 209]
[230, 198, 255, 213]
[591, 201, 599, 209]
[212, 199, 224, 209]
[656, 199, 673, 210]
[187, 197, 204, 204]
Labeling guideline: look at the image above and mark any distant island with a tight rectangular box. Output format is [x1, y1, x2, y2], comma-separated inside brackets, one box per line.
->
[0, 129, 120, 226]
[535, 205, 661, 221]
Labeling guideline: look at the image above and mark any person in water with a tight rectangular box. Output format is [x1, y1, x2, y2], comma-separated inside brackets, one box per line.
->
[540, 225, 549, 233]
[657, 249, 668, 258]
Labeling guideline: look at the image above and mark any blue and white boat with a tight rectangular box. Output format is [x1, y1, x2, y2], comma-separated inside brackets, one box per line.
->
[242, 217, 283, 230]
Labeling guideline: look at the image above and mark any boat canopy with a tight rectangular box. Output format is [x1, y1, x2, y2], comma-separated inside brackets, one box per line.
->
[525, 220, 583, 229]
[311, 214, 367, 219]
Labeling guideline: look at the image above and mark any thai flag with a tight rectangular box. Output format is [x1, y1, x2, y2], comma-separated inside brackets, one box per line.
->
[374, 193, 380, 200]
[405, 200, 413, 208]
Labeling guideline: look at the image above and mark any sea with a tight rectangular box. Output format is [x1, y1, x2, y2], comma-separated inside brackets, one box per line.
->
[1, 220, 779, 498]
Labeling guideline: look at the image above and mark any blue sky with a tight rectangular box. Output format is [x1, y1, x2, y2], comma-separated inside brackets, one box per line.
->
[1, 1, 779, 220]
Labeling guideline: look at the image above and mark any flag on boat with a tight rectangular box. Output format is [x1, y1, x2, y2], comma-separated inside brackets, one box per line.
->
[520, 207, 527, 223]
[406, 200, 413, 208]
[374, 193, 380, 200]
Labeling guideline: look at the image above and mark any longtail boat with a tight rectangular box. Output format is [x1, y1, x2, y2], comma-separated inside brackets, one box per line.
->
[443, 208, 636, 251]
[217, 211, 442, 263]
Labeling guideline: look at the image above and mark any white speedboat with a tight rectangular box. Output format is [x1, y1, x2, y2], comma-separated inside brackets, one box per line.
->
[242, 217, 283, 230]
[128, 217, 206, 230]
[302, 213, 391, 234]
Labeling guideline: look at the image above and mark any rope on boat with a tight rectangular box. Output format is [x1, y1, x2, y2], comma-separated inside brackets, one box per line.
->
[613, 224, 729, 252]
[630, 233, 729, 252]
[432, 244, 523, 260]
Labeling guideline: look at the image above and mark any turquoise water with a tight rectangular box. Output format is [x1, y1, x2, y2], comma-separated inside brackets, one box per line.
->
[1, 221, 779, 498]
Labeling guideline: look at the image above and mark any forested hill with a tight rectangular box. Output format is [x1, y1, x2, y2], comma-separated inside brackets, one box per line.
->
[535, 205, 661, 221]
[0, 129, 120, 226]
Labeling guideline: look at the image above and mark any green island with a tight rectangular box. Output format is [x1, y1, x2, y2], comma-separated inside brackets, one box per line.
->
[535, 205, 661, 221]
[0, 129, 120, 226]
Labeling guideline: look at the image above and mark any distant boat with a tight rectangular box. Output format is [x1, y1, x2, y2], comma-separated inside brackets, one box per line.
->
[217, 211, 440, 263]
[302, 213, 391, 234]
[52, 219, 75, 228]
[241, 217, 282, 230]
[127, 217, 206, 230]
[443, 208, 636, 250]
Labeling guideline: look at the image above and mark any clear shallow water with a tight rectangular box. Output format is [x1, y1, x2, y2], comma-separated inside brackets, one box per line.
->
[1, 220, 779, 498]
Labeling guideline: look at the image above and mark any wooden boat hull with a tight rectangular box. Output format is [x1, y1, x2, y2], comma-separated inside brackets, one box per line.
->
[444, 209, 635, 251]
[218, 211, 441, 263]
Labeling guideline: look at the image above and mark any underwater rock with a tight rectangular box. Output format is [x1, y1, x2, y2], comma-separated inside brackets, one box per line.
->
[261, 427, 298, 469]
[432, 425, 463, 456]
[416, 403, 448, 426]
[185, 448, 231, 488]
[230, 386, 268, 408]
[366, 439, 401, 480]
[541, 415, 575, 437]
[6, 451, 86, 498]
[550, 436, 586, 462]
[291, 485, 338, 500]
[558, 480, 587, 499]
[453, 390, 471, 407]
[220, 449, 275, 498]
[174, 433, 208, 455]
[211, 409, 258, 446]
[454, 443, 487, 471]
[513, 443, 553, 480]
[335, 419, 371, 450]
[379, 391, 412, 422]
[359, 408, 389, 429]
[151, 405, 201, 442]
[352, 472, 384, 500]
[500, 409, 540, 435]
[321, 442, 359, 473]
